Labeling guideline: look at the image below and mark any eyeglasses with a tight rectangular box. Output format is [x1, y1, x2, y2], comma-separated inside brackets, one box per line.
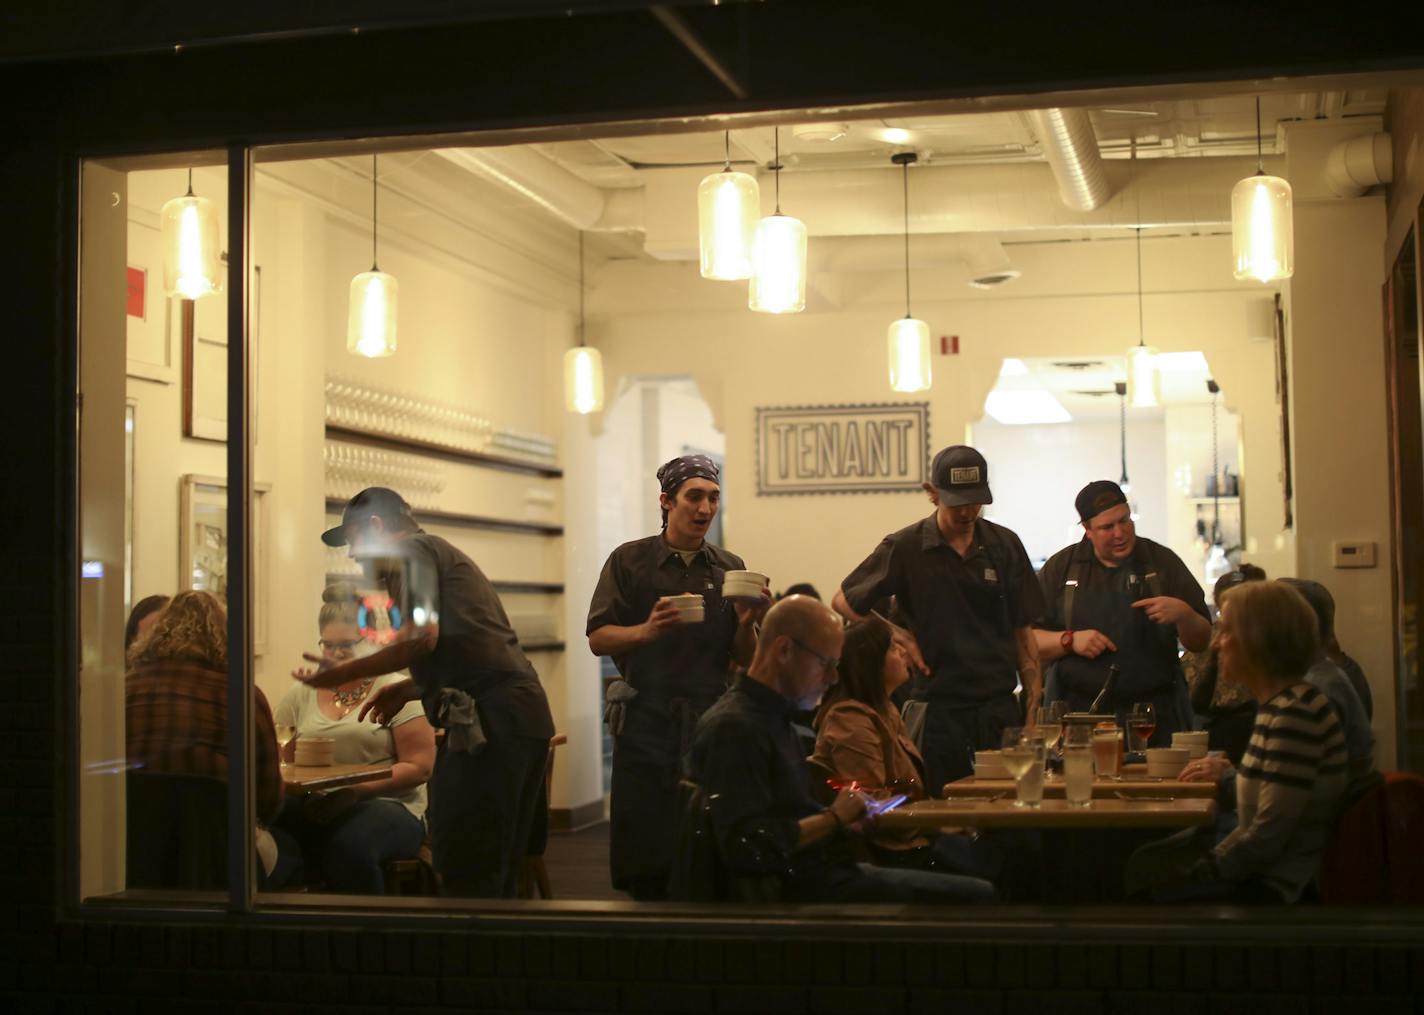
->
[319, 638, 361, 653]
[790, 637, 839, 673]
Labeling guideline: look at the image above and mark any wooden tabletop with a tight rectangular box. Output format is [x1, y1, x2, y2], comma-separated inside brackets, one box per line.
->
[875, 797, 1217, 832]
[943, 774, 1217, 800]
[282, 762, 392, 794]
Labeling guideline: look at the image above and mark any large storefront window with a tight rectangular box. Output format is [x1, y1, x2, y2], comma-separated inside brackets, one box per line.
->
[75, 74, 1415, 916]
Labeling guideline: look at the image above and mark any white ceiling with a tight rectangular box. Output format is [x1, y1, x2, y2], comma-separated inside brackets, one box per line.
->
[989, 352, 1220, 423]
[534, 89, 1389, 187]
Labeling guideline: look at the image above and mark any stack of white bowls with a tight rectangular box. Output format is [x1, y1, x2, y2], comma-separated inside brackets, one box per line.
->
[1144, 747, 1190, 778]
[667, 593, 705, 624]
[722, 570, 770, 600]
[973, 750, 1009, 779]
[1171, 730, 1209, 759]
[294, 736, 336, 767]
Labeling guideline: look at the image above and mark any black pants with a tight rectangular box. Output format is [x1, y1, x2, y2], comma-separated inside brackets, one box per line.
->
[429, 732, 548, 897]
[920, 695, 1023, 793]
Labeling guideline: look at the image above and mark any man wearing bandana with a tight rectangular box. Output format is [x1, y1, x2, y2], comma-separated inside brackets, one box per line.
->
[587, 454, 766, 900]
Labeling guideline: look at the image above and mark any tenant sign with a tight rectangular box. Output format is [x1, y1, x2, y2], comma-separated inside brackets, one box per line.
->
[756, 403, 930, 495]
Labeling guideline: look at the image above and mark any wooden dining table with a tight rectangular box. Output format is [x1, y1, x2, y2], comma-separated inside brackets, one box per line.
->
[942, 772, 1217, 800]
[875, 796, 1217, 832]
[282, 762, 393, 795]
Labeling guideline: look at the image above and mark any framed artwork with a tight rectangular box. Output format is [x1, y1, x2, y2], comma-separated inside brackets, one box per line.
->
[182, 260, 259, 443]
[179, 474, 271, 655]
[755, 402, 931, 495]
[1273, 293, 1294, 529]
[125, 214, 177, 384]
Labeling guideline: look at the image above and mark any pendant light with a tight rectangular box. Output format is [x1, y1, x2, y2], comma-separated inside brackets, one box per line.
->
[1231, 97, 1293, 283]
[1115, 381, 1131, 495]
[347, 154, 398, 358]
[160, 168, 222, 299]
[887, 152, 931, 393]
[749, 127, 807, 314]
[564, 232, 605, 414]
[1125, 226, 1160, 408]
[697, 131, 759, 280]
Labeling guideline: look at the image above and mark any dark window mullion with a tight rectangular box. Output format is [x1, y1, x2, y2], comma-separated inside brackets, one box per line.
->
[225, 144, 254, 912]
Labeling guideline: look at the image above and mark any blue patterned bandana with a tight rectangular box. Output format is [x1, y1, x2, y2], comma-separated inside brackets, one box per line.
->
[656, 454, 720, 496]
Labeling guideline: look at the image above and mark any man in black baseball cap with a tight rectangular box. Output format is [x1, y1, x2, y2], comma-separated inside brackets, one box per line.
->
[298, 486, 554, 897]
[1032, 480, 1211, 745]
[832, 445, 1046, 790]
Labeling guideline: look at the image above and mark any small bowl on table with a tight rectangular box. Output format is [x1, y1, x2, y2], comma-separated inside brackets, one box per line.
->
[1144, 747, 1190, 779]
[293, 736, 336, 767]
[1171, 731, 1209, 759]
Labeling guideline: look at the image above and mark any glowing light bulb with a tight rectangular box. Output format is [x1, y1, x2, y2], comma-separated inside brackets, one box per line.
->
[698, 169, 759, 280]
[160, 192, 222, 299]
[1231, 172, 1293, 282]
[347, 270, 398, 358]
[1126, 344, 1160, 408]
[563, 346, 605, 414]
[887, 318, 931, 392]
[749, 214, 807, 314]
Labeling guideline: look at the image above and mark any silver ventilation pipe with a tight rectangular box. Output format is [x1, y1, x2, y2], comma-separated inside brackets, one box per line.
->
[1027, 108, 1113, 212]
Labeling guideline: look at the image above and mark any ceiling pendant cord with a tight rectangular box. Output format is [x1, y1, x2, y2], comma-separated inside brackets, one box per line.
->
[371, 154, 379, 273]
[772, 126, 782, 215]
[1119, 384, 1129, 487]
[1135, 226, 1145, 348]
[891, 151, 918, 319]
[724, 129, 731, 172]
[578, 230, 586, 349]
[1255, 96, 1264, 175]
[186, 167, 194, 198]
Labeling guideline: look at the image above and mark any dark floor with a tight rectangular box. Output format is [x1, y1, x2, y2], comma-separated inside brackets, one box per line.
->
[542, 820, 620, 901]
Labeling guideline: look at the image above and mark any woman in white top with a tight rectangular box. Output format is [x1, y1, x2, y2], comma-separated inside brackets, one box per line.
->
[278, 584, 436, 892]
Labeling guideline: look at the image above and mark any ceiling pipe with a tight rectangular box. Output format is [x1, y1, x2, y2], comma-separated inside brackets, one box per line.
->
[1324, 132, 1392, 197]
[811, 234, 1019, 287]
[1026, 108, 1113, 212]
[433, 146, 642, 232]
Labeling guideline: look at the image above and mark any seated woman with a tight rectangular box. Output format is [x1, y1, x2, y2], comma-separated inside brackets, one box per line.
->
[810, 619, 1001, 887]
[278, 584, 435, 893]
[125, 590, 297, 888]
[1136, 580, 1349, 903]
[1185, 565, 1265, 765]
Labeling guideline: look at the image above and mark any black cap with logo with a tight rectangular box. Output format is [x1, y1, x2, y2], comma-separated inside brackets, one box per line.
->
[931, 445, 993, 506]
[1075, 480, 1128, 524]
[321, 487, 416, 547]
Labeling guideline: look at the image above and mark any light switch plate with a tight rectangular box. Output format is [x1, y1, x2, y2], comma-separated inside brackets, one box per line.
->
[1332, 541, 1377, 568]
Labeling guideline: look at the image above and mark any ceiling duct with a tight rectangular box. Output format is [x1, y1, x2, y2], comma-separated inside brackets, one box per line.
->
[1324, 132, 1392, 197]
[1027, 108, 1113, 212]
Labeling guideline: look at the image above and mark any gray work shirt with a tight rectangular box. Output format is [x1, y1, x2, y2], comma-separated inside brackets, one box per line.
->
[586, 534, 744, 703]
[379, 530, 554, 741]
[841, 514, 1044, 704]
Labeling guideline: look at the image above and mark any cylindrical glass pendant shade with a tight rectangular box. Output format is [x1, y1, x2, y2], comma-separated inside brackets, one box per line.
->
[347, 270, 398, 358]
[563, 346, 605, 414]
[160, 193, 222, 299]
[698, 169, 759, 280]
[1126, 344, 1160, 408]
[749, 214, 807, 314]
[887, 317, 932, 393]
[1231, 172, 1294, 282]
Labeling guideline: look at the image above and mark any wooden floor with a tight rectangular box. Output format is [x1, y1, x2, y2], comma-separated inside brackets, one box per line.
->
[540, 821, 621, 901]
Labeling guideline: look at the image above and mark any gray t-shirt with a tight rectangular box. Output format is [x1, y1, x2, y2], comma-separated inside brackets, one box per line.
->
[275, 673, 428, 821]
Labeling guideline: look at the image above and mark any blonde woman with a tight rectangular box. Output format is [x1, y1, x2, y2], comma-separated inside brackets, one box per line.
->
[125, 589, 295, 887]
[277, 584, 435, 893]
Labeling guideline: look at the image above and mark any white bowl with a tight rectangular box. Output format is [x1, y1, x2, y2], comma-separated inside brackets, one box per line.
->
[1144, 747, 1190, 778]
[294, 736, 336, 767]
[1171, 736, 1208, 759]
[973, 751, 1009, 780]
[1172, 731, 1208, 744]
[723, 569, 769, 597]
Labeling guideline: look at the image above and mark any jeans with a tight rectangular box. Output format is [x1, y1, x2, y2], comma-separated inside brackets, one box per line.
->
[280, 797, 425, 894]
[852, 862, 997, 903]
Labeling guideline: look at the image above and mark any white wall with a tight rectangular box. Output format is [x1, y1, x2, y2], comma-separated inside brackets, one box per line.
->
[971, 418, 1167, 566]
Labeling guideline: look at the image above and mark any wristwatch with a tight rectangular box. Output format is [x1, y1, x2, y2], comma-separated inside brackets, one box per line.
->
[1060, 630, 1075, 654]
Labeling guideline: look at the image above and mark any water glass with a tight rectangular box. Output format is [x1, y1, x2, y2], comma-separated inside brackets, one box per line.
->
[1091, 724, 1122, 779]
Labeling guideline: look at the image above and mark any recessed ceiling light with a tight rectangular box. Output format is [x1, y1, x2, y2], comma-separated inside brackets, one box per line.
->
[998, 357, 1029, 376]
[985, 389, 1073, 425]
[880, 127, 913, 144]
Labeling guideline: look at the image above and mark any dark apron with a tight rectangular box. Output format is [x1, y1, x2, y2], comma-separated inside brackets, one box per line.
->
[609, 562, 733, 897]
[1055, 566, 1187, 746]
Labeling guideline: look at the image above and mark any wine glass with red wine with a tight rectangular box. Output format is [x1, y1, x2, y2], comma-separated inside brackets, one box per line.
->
[1128, 702, 1156, 750]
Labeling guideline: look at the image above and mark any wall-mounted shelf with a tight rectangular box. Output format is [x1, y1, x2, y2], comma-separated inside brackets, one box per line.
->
[325, 423, 562, 478]
[521, 641, 565, 653]
[325, 498, 562, 536]
[324, 573, 564, 596]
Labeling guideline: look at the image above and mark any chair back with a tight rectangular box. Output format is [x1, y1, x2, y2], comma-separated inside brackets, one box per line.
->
[1319, 771, 1424, 904]
[126, 771, 227, 891]
[668, 778, 723, 902]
